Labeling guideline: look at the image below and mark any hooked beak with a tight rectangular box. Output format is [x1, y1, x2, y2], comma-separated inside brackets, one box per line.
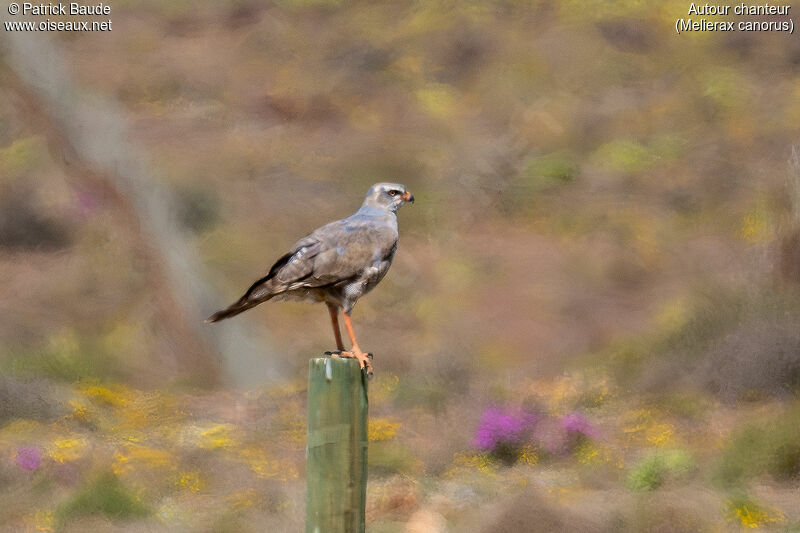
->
[402, 190, 415, 204]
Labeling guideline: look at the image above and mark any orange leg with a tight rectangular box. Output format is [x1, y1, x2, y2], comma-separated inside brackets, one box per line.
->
[340, 312, 373, 375]
[327, 303, 345, 351]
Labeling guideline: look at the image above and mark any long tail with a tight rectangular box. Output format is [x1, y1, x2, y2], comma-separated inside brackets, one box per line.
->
[205, 297, 264, 323]
[206, 252, 292, 323]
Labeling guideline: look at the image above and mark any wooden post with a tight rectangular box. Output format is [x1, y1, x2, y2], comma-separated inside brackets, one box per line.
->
[306, 357, 368, 533]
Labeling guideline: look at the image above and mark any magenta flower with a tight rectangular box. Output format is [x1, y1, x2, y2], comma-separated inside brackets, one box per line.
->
[474, 406, 538, 464]
[560, 412, 599, 439]
[16, 447, 41, 471]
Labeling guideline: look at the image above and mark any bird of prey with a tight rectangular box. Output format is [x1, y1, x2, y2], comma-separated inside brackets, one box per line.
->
[207, 182, 414, 375]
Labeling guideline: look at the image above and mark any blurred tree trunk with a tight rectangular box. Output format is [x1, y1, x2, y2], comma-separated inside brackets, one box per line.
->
[0, 31, 284, 387]
[779, 147, 800, 283]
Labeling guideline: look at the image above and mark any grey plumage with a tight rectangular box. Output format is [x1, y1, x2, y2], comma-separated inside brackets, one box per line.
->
[207, 183, 413, 326]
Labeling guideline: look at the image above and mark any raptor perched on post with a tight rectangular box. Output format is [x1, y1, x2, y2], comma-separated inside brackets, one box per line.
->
[206, 183, 414, 375]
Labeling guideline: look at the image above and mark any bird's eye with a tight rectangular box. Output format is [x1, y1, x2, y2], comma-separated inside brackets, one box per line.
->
[388, 190, 398, 197]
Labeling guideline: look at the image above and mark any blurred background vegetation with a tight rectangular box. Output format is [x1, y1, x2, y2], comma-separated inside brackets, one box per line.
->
[2, 0, 800, 530]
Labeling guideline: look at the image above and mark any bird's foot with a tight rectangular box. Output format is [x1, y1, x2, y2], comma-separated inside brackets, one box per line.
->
[329, 349, 374, 377]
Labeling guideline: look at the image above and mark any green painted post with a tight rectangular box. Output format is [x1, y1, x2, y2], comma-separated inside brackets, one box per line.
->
[306, 357, 368, 533]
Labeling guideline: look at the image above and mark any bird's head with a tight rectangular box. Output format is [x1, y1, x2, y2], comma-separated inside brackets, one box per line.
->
[362, 182, 414, 212]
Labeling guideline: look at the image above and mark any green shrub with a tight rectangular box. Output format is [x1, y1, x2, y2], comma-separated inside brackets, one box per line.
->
[591, 139, 654, 174]
[56, 472, 150, 525]
[518, 151, 578, 191]
[627, 449, 694, 491]
[715, 405, 800, 486]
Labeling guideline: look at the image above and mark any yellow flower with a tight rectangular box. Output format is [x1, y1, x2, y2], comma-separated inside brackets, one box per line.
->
[444, 452, 497, 478]
[576, 442, 601, 465]
[118, 430, 147, 443]
[740, 213, 768, 243]
[197, 424, 238, 450]
[645, 423, 674, 446]
[575, 441, 624, 468]
[69, 401, 92, 424]
[113, 444, 175, 476]
[368, 418, 401, 442]
[47, 437, 89, 463]
[176, 471, 206, 493]
[621, 409, 680, 448]
[519, 446, 539, 466]
[237, 447, 298, 481]
[728, 499, 784, 528]
[32, 510, 54, 532]
[80, 384, 130, 407]
[113, 391, 183, 435]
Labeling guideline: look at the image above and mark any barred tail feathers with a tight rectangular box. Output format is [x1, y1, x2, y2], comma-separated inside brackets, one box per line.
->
[206, 252, 294, 323]
[205, 279, 278, 323]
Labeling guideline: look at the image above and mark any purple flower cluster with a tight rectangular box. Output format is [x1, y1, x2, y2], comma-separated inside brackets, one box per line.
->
[473, 406, 599, 464]
[561, 412, 599, 439]
[473, 406, 538, 452]
[16, 447, 41, 471]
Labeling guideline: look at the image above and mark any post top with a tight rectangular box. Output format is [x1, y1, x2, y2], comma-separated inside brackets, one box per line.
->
[309, 356, 367, 383]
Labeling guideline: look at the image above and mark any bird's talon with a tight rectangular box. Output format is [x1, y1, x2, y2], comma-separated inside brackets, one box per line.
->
[361, 359, 374, 377]
[338, 350, 374, 376]
[361, 356, 374, 377]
